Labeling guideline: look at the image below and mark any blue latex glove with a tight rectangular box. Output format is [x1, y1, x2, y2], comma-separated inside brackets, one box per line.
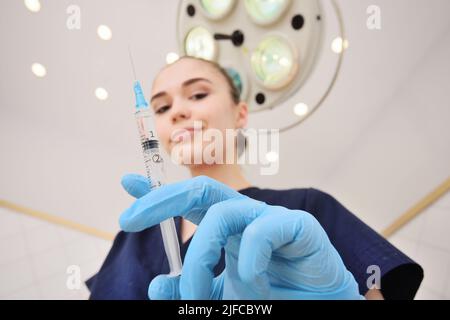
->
[120, 174, 363, 300]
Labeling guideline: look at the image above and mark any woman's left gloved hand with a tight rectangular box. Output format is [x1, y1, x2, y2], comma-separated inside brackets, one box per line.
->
[120, 174, 364, 300]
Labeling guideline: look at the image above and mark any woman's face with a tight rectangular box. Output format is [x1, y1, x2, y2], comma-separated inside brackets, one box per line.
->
[150, 58, 248, 165]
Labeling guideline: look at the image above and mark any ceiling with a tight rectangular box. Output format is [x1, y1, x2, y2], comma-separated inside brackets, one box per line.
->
[1, 0, 449, 235]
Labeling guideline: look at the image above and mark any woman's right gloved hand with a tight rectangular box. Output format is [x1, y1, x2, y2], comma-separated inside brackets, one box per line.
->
[120, 174, 364, 300]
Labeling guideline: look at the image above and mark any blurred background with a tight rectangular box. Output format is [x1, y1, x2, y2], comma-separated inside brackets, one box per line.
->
[0, 0, 449, 299]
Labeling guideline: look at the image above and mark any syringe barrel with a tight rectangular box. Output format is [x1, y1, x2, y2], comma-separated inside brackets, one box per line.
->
[135, 108, 183, 277]
[135, 108, 165, 188]
[160, 218, 183, 276]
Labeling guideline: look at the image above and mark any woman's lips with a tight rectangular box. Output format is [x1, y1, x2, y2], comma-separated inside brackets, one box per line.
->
[171, 127, 202, 143]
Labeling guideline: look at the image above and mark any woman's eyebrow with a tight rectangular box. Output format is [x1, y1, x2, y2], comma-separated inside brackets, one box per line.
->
[150, 78, 212, 103]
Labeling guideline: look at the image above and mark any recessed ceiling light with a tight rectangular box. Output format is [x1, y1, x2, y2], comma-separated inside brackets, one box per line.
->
[97, 25, 112, 41]
[95, 87, 109, 101]
[166, 52, 180, 65]
[31, 63, 46, 78]
[294, 103, 309, 117]
[24, 0, 41, 13]
[331, 37, 349, 54]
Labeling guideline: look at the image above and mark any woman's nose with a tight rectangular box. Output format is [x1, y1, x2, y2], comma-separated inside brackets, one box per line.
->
[170, 101, 191, 124]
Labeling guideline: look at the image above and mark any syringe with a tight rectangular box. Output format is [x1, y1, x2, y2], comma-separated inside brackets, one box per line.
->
[129, 49, 183, 277]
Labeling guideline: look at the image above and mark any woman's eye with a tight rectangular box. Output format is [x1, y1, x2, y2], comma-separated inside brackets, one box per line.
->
[155, 106, 170, 114]
[191, 93, 208, 101]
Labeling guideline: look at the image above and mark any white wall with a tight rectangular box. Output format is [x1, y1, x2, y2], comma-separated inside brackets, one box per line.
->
[320, 23, 450, 233]
[0, 208, 111, 299]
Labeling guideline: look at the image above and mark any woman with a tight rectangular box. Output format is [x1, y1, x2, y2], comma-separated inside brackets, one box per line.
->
[86, 56, 423, 300]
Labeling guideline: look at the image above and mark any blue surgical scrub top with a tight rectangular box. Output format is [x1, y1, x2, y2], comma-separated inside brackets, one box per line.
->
[86, 187, 423, 300]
